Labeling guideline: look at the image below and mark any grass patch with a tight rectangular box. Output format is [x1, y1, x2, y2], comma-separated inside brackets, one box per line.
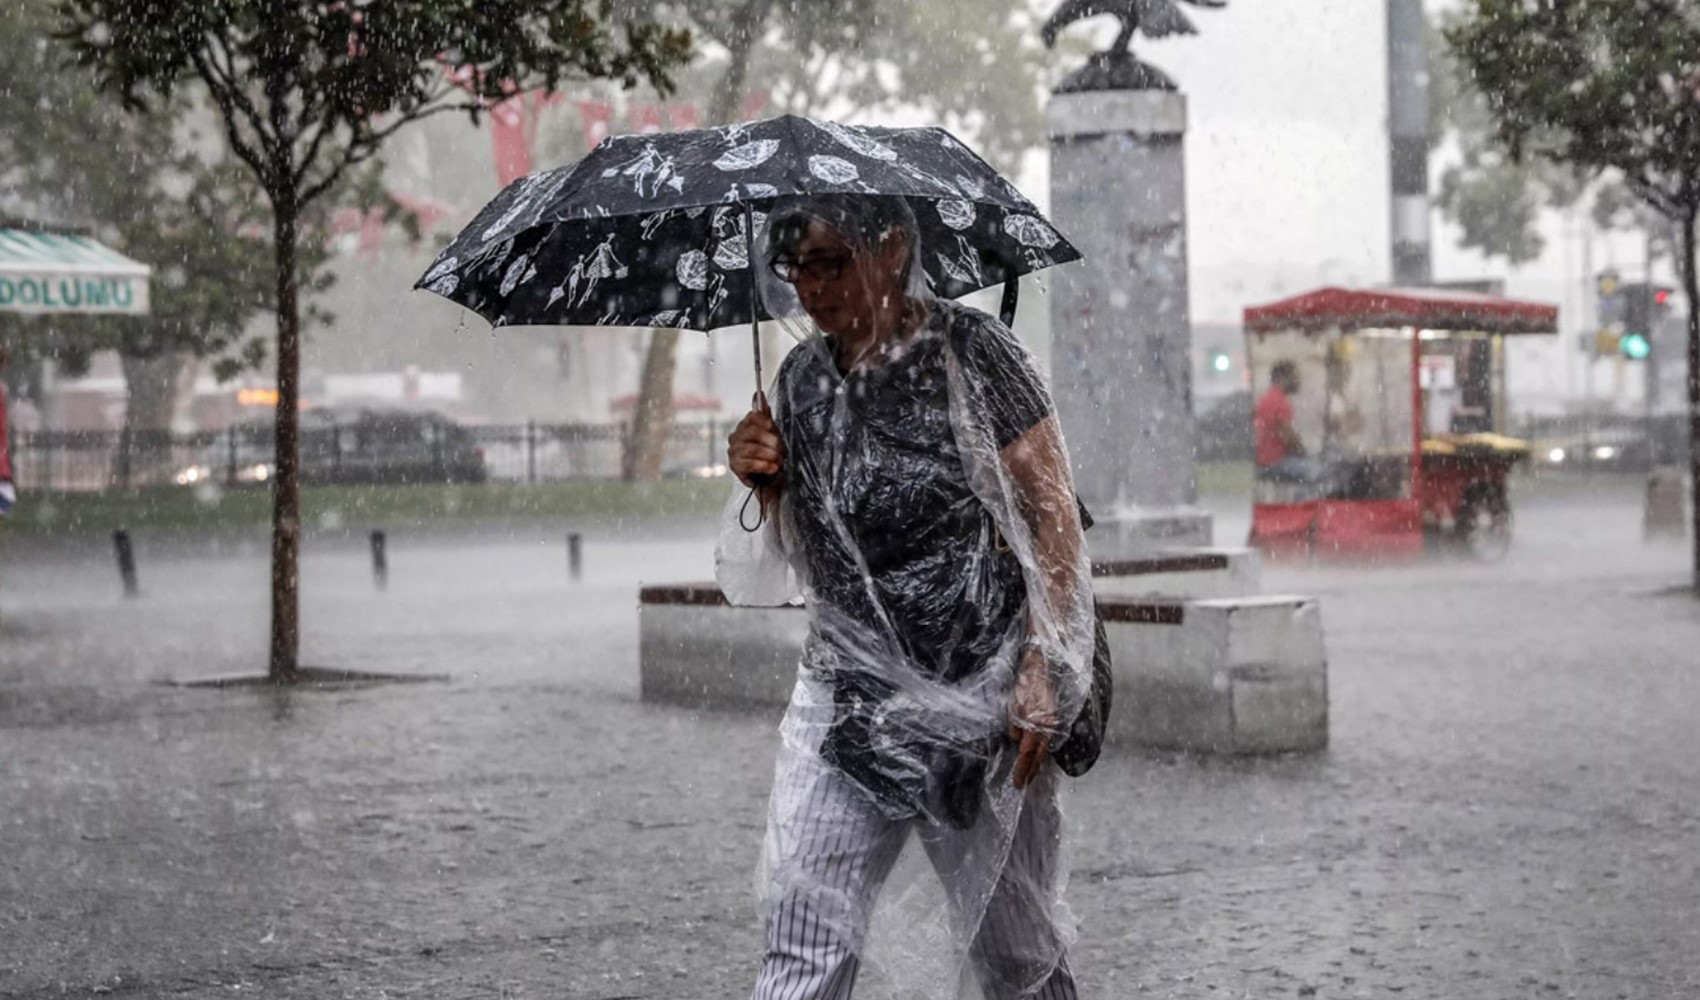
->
[1197, 460, 1253, 499]
[8, 465, 1262, 542]
[3, 478, 734, 539]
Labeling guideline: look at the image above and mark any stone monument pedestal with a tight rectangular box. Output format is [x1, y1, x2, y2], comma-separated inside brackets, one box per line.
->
[1048, 88, 1211, 558]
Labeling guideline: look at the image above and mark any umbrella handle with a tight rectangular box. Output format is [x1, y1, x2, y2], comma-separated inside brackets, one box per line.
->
[746, 200, 763, 394]
[743, 201, 778, 492]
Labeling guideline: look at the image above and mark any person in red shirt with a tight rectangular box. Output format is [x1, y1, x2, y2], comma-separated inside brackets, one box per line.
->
[0, 339, 13, 519]
[1255, 360, 1314, 484]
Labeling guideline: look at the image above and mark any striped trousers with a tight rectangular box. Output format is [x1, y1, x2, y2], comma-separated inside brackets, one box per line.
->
[751, 689, 1078, 1000]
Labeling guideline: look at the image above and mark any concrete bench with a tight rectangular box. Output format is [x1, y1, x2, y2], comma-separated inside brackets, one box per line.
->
[639, 583, 1327, 756]
[638, 584, 806, 709]
[1102, 594, 1328, 755]
[638, 584, 1195, 712]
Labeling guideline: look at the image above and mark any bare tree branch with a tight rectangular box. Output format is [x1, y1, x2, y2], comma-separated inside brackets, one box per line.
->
[204, 30, 272, 154]
[296, 100, 477, 207]
[187, 49, 271, 187]
[1625, 171, 1684, 220]
[292, 119, 331, 192]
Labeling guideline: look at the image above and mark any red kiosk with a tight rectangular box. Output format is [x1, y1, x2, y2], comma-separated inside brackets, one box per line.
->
[1242, 286, 1559, 560]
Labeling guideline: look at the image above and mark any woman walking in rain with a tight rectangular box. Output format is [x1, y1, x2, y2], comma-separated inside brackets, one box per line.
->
[719, 194, 1096, 1000]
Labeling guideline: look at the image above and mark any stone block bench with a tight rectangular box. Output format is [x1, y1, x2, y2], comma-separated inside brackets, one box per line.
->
[639, 581, 1326, 755]
[638, 584, 807, 709]
[1101, 594, 1327, 755]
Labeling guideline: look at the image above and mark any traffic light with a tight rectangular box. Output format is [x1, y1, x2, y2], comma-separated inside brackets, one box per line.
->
[1208, 349, 1232, 375]
[1617, 281, 1674, 361]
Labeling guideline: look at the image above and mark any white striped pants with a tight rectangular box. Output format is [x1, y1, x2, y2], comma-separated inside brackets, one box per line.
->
[750, 735, 1078, 1000]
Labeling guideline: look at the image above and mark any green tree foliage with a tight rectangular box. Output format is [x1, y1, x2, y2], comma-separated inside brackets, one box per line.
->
[1431, 11, 1677, 276]
[59, 0, 690, 676]
[0, 0, 424, 487]
[1448, 0, 1700, 586]
[763, 0, 1052, 174]
[0, 2, 272, 385]
[1429, 12, 1583, 266]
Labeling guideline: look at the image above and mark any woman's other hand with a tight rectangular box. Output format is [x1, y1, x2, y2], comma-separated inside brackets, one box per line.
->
[1009, 645, 1057, 790]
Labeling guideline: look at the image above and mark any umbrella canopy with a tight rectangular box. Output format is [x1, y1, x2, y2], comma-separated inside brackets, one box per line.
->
[416, 115, 1080, 332]
[0, 228, 151, 316]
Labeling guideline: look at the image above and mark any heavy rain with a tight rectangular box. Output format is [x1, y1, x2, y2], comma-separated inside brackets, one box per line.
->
[2, 1, 1698, 998]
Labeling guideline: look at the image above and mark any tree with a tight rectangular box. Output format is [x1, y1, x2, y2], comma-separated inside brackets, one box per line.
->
[1430, 9, 1670, 273]
[61, 0, 690, 678]
[1429, 12, 1584, 267]
[618, 0, 1052, 481]
[4, 0, 419, 489]
[1448, 0, 1700, 588]
[0, 0, 279, 474]
[772, 0, 1053, 172]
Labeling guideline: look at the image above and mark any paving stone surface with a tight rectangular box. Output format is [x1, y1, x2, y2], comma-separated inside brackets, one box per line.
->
[1, 483, 1696, 999]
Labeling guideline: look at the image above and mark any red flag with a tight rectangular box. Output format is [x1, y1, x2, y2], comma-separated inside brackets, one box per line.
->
[489, 94, 533, 186]
[666, 102, 701, 131]
[327, 206, 387, 259]
[392, 192, 456, 232]
[628, 101, 665, 134]
[578, 99, 614, 149]
[739, 89, 772, 122]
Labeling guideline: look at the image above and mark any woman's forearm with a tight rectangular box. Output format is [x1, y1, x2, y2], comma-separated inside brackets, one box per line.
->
[1003, 417, 1086, 661]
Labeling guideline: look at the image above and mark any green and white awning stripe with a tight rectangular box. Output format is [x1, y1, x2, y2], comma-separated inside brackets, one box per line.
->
[0, 229, 151, 315]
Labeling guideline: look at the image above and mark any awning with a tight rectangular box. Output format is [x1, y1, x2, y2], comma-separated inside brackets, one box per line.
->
[1243, 286, 1558, 335]
[0, 228, 151, 316]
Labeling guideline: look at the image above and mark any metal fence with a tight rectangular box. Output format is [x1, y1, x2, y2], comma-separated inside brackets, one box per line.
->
[7, 420, 732, 492]
[13, 412, 1688, 492]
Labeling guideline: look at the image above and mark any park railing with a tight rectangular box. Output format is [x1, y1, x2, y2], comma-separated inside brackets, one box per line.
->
[7, 419, 732, 492]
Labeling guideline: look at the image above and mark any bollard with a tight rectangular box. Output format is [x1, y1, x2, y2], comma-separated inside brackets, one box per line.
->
[1644, 467, 1687, 541]
[370, 530, 388, 589]
[526, 420, 538, 484]
[113, 529, 139, 597]
[567, 532, 583, 581]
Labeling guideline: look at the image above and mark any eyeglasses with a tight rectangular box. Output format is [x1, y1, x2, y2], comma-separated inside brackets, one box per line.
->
[769, 251, 853, 284]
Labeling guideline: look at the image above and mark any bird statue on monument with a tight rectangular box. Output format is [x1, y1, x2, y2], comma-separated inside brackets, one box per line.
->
[1042, 0, 1228, 54]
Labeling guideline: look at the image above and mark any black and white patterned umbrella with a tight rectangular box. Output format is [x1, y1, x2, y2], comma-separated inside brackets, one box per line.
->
[415, 114, 1080, 334]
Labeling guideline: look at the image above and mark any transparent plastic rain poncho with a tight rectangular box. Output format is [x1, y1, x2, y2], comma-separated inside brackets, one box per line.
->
[715, 195, 1096, 999]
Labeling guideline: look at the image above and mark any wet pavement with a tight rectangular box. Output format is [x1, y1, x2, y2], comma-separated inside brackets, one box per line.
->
[2, 479, 1697, 999]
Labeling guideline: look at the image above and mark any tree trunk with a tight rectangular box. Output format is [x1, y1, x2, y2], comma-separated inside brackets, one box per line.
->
[117, 351, 185, 486]
[1682, 211, 1700, 591]
[623, 0, 774, 482]
[623, 327, 678, 481]
[270, 186, 303, 680]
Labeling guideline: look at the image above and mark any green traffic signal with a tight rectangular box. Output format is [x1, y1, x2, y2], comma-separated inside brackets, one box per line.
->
[1620, 331, 1651, 360]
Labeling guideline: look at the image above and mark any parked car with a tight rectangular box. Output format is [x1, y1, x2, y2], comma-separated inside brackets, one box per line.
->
[1530, 426, 1653, 473]
[177, 408, 487, 486]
